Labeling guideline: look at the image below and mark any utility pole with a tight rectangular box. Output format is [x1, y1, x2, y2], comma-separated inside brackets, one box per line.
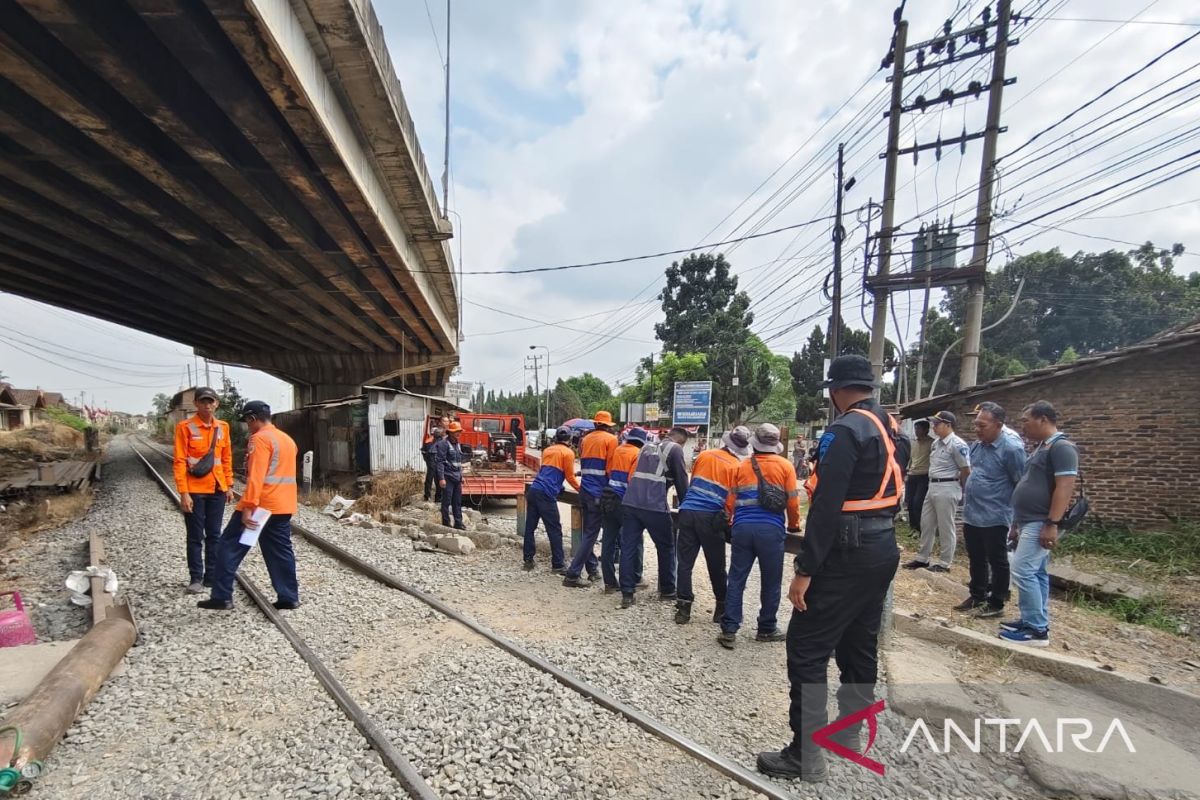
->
[186, 363, 192, 387]
[959, 0, 1012, 389]
[868, 20, 908, 388]
[732, 354, 740, 425]
[441, 0, 451, 216]
[526, 355, 542, 432]
[204, 358, 211, 388]
[830, 143, 846, 364]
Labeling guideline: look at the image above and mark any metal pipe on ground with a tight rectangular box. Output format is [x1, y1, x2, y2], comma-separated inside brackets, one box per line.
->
[0, 617, 136, 790]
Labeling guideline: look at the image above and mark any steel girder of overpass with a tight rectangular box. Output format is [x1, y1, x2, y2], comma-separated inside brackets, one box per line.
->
[0, 0, 459, 398]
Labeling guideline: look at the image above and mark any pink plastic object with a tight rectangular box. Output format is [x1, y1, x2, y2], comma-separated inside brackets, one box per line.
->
[0, 590, 36, 647]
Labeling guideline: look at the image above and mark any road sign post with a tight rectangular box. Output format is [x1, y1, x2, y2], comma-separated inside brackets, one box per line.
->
[672, 381, 713, 427]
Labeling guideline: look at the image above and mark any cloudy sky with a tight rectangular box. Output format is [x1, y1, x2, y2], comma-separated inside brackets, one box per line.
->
[1, 0, 1197, 412]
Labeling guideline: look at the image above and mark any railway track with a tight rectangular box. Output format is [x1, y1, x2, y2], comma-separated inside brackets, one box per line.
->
[128, 436, 795, 800]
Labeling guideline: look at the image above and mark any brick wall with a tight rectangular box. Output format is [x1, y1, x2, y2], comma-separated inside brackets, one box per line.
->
[904, 344, 1200, 530]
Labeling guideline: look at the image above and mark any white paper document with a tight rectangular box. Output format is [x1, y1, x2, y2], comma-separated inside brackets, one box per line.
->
[239, 508, 273, 548]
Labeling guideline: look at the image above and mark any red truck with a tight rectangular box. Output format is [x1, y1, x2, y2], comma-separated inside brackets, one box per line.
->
[425, 413, 536, 502]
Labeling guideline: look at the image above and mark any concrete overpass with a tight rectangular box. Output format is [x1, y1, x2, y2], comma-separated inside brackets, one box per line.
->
[0, 0, 459, 404]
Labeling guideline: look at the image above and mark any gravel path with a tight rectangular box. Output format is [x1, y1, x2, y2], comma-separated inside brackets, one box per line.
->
[23, 439, 407, 800]
[291, 502, 1047, 799]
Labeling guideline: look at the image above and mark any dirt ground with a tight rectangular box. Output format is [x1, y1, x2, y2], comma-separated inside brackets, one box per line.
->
[891, 531, 1200, 691]
[0, 423, 93, 551]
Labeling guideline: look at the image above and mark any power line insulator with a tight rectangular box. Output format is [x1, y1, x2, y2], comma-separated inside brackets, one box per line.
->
[968, 79, 983, 98]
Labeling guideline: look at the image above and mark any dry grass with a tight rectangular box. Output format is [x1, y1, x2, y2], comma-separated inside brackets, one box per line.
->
[351, 470, 424, 515]
[0, 430, 50, 458]
[1, 491, 94, 549]
[305, 486, 338, 510]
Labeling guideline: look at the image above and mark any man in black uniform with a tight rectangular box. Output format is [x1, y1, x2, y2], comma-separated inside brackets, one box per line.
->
[757, 355, 904, 782]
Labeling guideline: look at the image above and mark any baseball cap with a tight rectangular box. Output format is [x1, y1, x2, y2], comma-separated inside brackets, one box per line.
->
[195, 386, 219, 402]
[240, 400, 271, 420]
[928, 410, 957, 427]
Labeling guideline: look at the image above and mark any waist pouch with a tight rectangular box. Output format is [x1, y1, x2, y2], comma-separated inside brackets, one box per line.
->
[833, 515, 895, 550]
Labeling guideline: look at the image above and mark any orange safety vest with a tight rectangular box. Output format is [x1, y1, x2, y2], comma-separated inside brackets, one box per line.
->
[808, 409, 904, 512]
[238, 424, 298, 515]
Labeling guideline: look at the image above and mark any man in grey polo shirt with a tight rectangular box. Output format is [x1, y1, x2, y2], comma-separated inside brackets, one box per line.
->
[904, 410, 970, 573]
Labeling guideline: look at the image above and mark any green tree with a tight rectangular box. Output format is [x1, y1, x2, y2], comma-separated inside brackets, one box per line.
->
[558, 373, 616, 417]
[150, 392, 172, 417]
[1058, 345, 1080, 364]
[617, 352, 709, 412]
[746, 354, 796, 426]
[790, 327, 826, 424]
[549, 380, 585, 423]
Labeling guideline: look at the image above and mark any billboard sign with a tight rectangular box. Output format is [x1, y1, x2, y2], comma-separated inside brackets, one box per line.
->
[672, 381, 712, 426]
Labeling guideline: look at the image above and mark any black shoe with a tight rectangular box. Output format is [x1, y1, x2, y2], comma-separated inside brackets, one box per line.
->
[755, 629, 786, 643]
[658, 592, 677, 602]
[928, 564, 950, 573]
[756, 747, 825, 782]
[712, 601, 726, 624]
[550, 567, 566, 575]
[902, 559, 930, 570]
[717, 631, 736, 649]
[954, 597, 987, 612]
[273, 600, 300, 610]
[974, 604, 1004, 619]
[454, 524, 467, 531]
[197, 598, 233, 610]
[587, 572, 600, 583]
[603, 585, 619, 594]
[522, 560, 535, 571]
[620, 593, 636, 609]
[562, 575, 589, 589]
[829, 727, 862, 754]
[674, 603, 692, 625]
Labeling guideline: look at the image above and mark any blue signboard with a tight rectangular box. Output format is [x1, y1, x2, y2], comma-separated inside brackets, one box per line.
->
[672, 381, 712, 425]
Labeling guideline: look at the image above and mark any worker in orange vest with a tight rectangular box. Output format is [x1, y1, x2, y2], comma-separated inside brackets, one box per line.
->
[718, 424, 800, 649]
[172, 386, 233, 594]
[199, 401, 300, 611]
[562, 411, 619, 588]
[523, 426, 581, 572]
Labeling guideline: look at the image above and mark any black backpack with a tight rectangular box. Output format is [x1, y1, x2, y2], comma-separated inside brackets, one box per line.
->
[750, 456, 788, 513]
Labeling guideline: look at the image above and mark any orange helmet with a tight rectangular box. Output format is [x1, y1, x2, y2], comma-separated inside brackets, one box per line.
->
[446, 420, 463, 433]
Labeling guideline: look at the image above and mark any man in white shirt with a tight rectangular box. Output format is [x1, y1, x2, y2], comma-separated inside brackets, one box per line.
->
[904, 411, 970, 572]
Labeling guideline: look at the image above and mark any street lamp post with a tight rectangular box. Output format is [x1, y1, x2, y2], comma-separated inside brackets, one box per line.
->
[530, 345, 550, 437]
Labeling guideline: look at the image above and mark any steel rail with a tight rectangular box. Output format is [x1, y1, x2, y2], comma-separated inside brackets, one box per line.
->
[133, 437, 796, 800]
[129, 440, 438, 800]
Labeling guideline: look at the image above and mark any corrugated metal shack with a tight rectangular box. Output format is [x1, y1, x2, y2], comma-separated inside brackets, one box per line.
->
[273, 386, 466, 480]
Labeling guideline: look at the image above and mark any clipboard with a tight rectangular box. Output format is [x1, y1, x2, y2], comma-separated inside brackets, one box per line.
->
[239, 507, 272, 548]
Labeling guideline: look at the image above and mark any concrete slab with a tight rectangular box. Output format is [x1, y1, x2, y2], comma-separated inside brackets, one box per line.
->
[0, 640, 125, 705]
[885, 637, 978, 730]
[1049, 561, 1148, 602]
[893, 607, 1200, 730]
[1002, 690, 1200, 800]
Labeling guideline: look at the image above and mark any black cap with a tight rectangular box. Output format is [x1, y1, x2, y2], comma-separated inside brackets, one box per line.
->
[240, 400, 272, 420]
[195, 386, 219, 402]
[669, 425, 692, 439]
[928, 410, 957, 427]
[820, 354, 879, 390]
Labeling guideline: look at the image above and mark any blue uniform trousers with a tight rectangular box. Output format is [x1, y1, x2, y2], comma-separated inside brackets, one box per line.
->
[619, 506, 674, 595]
[522, 488, 565, 568]
[721, 522, 785, 635]
[565, 493, 602, 579]
[184, 491, 226, 584]
[210, 512, 299, 605]
[600, 502, 642, 588]
[440, 476, 463, 528]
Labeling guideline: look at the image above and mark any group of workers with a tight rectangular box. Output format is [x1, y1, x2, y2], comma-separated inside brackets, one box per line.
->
[519, 409, 807, 646]
[171, 387, 300, 612]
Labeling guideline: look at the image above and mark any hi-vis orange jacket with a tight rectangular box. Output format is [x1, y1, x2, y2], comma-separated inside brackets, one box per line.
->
[238, 423, 298, 515]
[173, 414, 233, 495]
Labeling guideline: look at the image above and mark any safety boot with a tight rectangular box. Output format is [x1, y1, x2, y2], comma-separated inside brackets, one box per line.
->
[756, 746, 826, 783]
[674, 601, 692, 625]
[712, 601, 726, 624]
